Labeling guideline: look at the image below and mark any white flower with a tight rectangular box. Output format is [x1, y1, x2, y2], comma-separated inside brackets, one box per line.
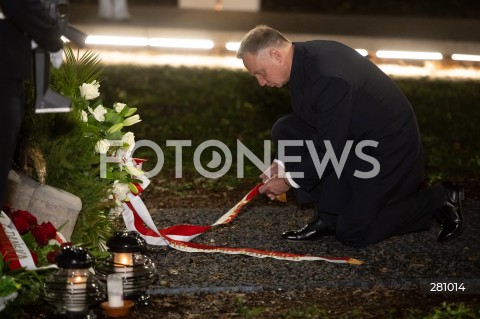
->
[123, 114, 141, 126]
[115, 148, 132, 164]
[79, 80, 100, 100]
[114, 102, 127, 113]
[122, 132, 135, 148]
[112, 180, 129, 205]
[95, 139, 110, 154]
[88, 105, 107, 122]
[81, 110, 88, 122]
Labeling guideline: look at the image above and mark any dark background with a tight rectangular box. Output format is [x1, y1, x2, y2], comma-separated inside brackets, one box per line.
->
[71, 0, 480, 19]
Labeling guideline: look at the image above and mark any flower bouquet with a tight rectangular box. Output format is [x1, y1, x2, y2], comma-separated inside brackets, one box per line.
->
[17, 46, 145, 252]
[0, 205, 68, 313]
[0, 204, 66, 271]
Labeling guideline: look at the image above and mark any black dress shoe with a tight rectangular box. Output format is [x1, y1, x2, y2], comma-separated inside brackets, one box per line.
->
[437, 182, 464, 243]
[281, 217, 336, 241]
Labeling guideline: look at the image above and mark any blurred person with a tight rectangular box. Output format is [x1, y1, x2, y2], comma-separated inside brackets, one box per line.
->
[0, 0, 63, 208]
[98, 0, 131, 21]
[236, 25, 464, 247]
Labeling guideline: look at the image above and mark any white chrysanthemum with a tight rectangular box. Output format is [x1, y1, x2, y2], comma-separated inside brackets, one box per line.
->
[79, 80, 100, 100]
[114, 102, 127, 113]
[88, 105, 107, 122]
[95, 139, 110, 154]
[112, 180, 129, 205]
[122, 132, 135, 148]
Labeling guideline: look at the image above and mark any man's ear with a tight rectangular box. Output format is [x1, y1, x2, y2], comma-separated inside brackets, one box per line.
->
[270, 49, 283, 63]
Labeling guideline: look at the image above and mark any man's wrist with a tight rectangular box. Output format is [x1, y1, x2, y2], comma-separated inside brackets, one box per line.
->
[284, 172, 300, 189]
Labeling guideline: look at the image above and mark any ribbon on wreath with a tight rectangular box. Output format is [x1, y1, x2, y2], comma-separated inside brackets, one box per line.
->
[0, 211, 37, 270]
[0, 210, 65, 271]
[122, 166, 362, 265]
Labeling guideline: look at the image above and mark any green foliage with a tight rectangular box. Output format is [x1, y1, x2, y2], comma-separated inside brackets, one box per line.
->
[50, 47, 104, 103]
[234, 296, 264, 317]
[20, 232, 57, 267]
[101, 65, 290, 185]
[19, 46, 115, 251]
[420, 302, 480, 319]
[0, 276, 20, 297]
[396, 79, 480, 185]
[0, 253, 57, 317]
[285, 306, 329, 318]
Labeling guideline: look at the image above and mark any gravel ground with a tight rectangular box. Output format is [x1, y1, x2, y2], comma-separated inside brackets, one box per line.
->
[20, 193, 480, 318]
[145, 199, 480, 294]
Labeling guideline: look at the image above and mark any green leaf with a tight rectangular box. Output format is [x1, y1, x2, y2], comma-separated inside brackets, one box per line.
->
[0, 276, 21, 297]
[20, 232, 38, 251]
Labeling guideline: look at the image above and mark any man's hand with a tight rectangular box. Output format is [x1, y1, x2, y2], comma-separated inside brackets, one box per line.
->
[259, 175, 291, 200]
[260, 161, 287, 182]
[259, 162, 278, 182]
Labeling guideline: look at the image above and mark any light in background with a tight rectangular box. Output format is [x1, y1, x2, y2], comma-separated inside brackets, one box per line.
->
[225, 41, 240, 51]
[84, 50, 480, 79]
[376, 50, 443, 60]
[148, 38, 214, 49]
[86, 35, 148, 46]
[77, 35, 480, 79]
[86, 35, 214, 49]
[355, 49, 369, 57]
[451, 54, 480, 62]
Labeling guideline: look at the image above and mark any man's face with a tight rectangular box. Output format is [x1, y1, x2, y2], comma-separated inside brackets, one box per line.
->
[242, 48, 289, 88]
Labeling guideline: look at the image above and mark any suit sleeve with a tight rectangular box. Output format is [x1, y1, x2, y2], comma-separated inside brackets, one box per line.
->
[0, 0, 63, 52]
[285, 75, 352, 191]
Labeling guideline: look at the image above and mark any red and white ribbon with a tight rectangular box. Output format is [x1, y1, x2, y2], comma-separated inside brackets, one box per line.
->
[0, 211, 66, 271]
[0, 211, 37, 270]
[122, 176, 362, 265]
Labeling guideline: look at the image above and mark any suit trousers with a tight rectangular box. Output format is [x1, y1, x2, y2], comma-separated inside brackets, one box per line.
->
[271, 114, 446, 247]
[0, 78, 25, 207]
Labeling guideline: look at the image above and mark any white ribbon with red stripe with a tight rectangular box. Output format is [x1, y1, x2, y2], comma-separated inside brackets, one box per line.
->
[121, 175, 362, 265]
[122, 159, 362, 265]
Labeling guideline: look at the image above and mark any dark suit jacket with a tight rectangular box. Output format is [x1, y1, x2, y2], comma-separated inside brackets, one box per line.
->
[0, 0, 63, 80]
[287, 41, 424, 216]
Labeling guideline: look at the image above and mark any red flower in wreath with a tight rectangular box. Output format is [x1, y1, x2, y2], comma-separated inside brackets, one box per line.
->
[47, 248, 60, 264]
[2, 205, 64, 270]
[10, 209, 38, 235]
[31, 221, 57, 247]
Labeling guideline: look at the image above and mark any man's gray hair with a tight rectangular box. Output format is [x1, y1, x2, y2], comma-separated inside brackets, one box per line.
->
[236, 25, 291, 58]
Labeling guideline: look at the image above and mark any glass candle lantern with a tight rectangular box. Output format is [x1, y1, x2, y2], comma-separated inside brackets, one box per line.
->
[43, 245, 106, 318]
[95, 231, 157, 306]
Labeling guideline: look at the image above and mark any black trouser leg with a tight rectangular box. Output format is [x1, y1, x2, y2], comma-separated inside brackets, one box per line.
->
[336, 184, 445, 247]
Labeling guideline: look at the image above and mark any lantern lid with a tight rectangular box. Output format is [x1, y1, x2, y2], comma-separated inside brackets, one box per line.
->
[107, 231, 146, 253]
[56, 245, 95, 269]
